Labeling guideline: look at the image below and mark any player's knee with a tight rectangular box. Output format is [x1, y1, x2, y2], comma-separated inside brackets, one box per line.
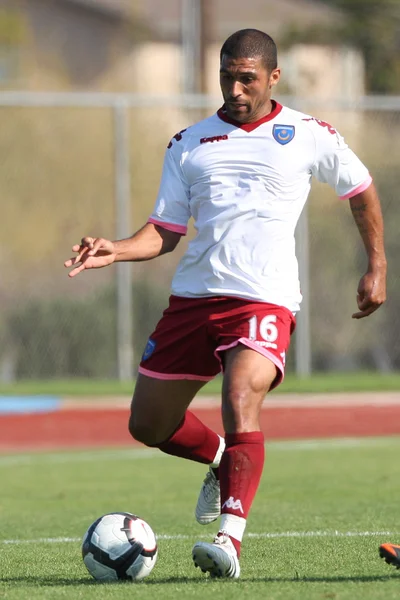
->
[222, 387, 263, 433]
[227, 386, 257, 410]
[128, 412, 166, 446]
[128, 414, 155, 446]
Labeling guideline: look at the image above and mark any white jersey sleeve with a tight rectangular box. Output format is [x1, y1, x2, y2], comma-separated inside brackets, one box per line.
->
[309, 118, 372, 199]
[148, 134, 191, 235]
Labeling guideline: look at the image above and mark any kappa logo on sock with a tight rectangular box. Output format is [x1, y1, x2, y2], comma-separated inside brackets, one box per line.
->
[222, 496, 244, 514]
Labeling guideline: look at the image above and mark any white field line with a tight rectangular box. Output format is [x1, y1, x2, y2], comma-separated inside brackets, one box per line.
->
[1, 436, 400, 467]
[1, 531, 398, 546]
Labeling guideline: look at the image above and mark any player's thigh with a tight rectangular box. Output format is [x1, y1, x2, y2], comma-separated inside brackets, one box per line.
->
[221, 345, 277, 434]
[129, 373, 206, 444]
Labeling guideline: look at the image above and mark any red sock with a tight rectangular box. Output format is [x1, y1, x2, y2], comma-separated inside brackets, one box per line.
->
[155, 410, 222, 464]
[219, 431, 265, 556]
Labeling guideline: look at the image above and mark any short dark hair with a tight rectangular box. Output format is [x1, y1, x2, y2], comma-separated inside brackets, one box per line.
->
[220, 29, 278, 72]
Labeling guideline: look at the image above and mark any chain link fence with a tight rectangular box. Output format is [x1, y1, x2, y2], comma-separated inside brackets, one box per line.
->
[0, 93, 398, 381]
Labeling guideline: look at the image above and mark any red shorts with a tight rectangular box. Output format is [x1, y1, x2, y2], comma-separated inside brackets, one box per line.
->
[138, 295, 296, 390]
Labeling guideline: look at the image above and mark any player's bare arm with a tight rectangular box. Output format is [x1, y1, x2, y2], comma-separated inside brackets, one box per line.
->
[64, 223, 182, 278]
[349, 183, 387, 319]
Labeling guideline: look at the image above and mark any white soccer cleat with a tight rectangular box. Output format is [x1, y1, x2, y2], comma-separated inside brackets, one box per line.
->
[195, 467, 221, 525]
[192, 532, 240, 579]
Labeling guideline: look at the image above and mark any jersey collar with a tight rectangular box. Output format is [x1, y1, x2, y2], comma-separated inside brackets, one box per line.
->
[217, 100, 282, 132]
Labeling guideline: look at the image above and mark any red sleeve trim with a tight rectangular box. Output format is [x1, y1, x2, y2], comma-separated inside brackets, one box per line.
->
[148, 218, 187, 235]
[339, 175, 373, 200]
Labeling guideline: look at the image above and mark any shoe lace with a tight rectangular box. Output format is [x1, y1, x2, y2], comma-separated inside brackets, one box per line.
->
[213, 531, 230, 546]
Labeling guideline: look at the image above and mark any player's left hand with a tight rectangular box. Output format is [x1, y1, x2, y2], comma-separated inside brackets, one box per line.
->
[352, 269, 386, 319]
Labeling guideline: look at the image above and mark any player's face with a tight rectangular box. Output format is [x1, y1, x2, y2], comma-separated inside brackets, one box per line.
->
[220, 55, 280, 123]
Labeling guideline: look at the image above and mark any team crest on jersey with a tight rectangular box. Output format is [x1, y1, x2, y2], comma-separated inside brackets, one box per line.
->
[273, 124, 295, 145]
[142, 338, 156, 361]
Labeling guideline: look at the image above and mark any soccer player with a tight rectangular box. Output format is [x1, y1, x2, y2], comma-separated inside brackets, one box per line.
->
[64, 29, 387, 579]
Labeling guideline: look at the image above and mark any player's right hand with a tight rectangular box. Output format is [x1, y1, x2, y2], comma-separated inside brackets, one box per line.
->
[64, 237, 117, 278]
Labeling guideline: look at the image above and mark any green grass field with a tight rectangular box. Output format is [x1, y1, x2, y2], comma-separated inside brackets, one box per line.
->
[1, 371, 400, 396]
[1, 438, 400, 599]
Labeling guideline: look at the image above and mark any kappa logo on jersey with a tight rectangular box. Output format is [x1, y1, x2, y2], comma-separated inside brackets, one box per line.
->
[273, 124, 295, 145]
[142, 338, 156, 361]
[200, 135, 229, 144]
[302, 117, 337, 135]
[222, 496, 244, 514]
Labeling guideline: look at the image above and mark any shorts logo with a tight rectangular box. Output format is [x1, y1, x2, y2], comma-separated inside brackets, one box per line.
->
[142, 338, 156, 361]
[255, 340, 278, 349]
[273, 124, 295, 145]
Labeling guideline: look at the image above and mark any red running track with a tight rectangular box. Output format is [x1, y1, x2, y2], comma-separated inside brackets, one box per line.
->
[1, 403, 400, 452]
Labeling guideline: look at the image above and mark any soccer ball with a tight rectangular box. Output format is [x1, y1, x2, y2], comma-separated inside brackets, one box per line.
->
[82, 512, 158, 582]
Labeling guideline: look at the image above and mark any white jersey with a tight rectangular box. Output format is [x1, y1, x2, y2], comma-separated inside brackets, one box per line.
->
[148, 101, 371, 312]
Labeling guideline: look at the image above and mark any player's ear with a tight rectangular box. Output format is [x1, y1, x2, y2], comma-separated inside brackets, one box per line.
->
[269, 68, 280, 89]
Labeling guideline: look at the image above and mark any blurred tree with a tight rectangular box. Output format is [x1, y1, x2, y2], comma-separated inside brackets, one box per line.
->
[281, 0, 400, 93]
[3, 279, 169, 379]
